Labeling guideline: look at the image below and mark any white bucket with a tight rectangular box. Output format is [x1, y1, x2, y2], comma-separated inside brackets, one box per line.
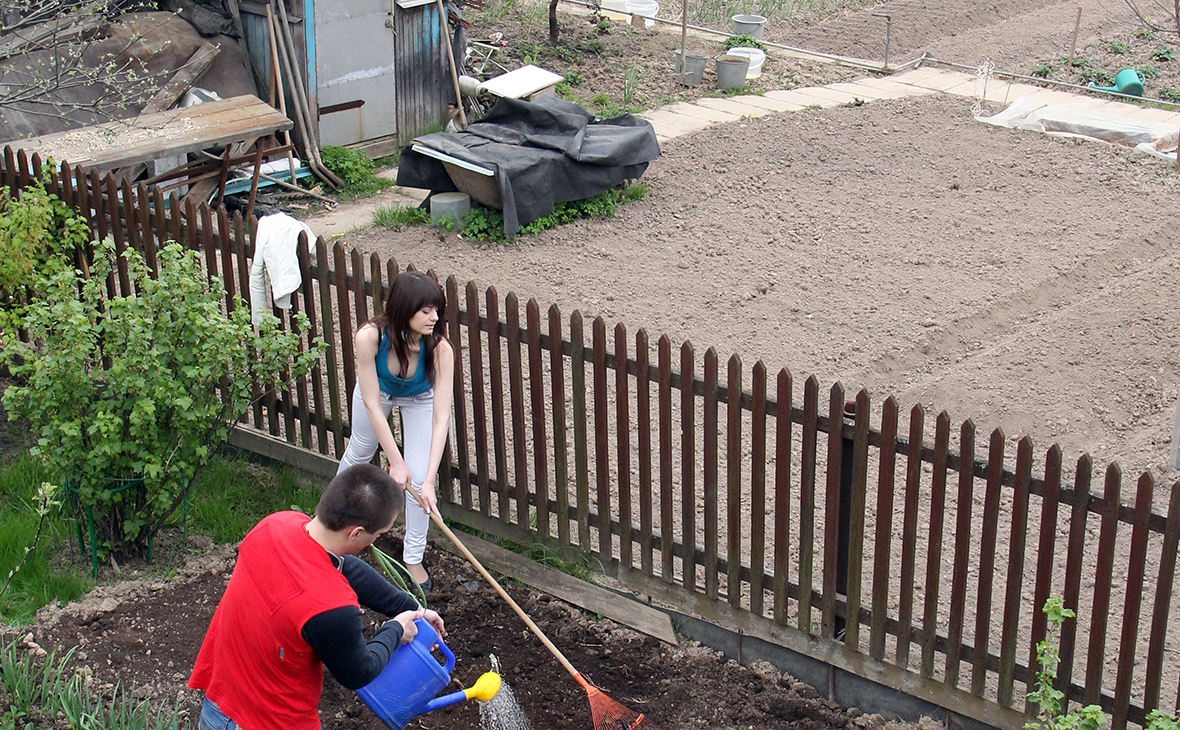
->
[726, 47, 765, 78]
[600, 0, 628, 22]
[625, 0, 658, 26]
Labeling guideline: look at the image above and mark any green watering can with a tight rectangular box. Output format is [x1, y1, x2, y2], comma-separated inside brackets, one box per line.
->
[1089, 68, 1144, 97]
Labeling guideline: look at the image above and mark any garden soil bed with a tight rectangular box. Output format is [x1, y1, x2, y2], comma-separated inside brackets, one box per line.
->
[3, 536, 921, 730]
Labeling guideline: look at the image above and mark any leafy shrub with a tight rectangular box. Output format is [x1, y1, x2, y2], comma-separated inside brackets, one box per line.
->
[1031, 64, 1052, 78]
[724, 33, 766, 51]
[1025, 598, 1107, 730]
[321, 145, 392, 198]
[564, 71, 584, 86]
[1134, 27, 1155, 40]
[2, 241, 322, 560]
[461, 187, 640, 242]
[0, 180, 90, 339]
[1151, 47, 1175, 62]
[1160, 86, 1180, 102]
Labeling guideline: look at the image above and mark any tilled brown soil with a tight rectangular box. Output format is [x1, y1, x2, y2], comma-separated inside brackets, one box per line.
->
[5, 536, 908, 730]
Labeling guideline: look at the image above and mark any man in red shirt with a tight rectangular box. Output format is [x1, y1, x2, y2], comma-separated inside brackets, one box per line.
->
[190, 463, 444, 730]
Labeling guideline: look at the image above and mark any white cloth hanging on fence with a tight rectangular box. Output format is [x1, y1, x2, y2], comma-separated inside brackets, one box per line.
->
[249, 213, 313, 326]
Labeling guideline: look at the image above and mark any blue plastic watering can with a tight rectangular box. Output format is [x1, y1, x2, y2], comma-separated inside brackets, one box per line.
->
[1089, 68, 1144, 97]
[355, 617, 501, 730]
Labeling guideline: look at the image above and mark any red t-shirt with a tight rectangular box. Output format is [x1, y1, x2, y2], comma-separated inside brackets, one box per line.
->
[189, 512, 360, 730]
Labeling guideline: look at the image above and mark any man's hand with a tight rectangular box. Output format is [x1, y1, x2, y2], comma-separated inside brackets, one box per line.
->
[392, 609, 424, 645]
[423, 609, 445, 638]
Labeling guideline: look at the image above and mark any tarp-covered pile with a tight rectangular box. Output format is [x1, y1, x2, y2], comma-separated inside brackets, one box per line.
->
[397, 95, 662, 236]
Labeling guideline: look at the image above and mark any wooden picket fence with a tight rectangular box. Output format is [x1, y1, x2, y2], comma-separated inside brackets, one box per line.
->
[5, 147, 1180, 730]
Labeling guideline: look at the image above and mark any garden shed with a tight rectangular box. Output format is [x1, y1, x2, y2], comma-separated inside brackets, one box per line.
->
[239, 0, 453, 156]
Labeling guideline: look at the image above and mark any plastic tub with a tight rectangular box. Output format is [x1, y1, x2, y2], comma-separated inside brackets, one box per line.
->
[731, 13, 766, 39]
[726, 46, 765, 78]
[625, 0, 658, 26]
[600, 0, 629, 22]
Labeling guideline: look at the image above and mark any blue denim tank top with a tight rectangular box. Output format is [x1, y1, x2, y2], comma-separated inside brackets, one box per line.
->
[376, 331, 431, 398]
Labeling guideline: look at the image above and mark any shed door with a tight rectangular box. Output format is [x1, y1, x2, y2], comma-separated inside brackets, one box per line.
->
[315, 0, 397, 146]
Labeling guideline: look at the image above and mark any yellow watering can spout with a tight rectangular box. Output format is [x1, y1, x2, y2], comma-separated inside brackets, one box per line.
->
[466, 672, 502, 702]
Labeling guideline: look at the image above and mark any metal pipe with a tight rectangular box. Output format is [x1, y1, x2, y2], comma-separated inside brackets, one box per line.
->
[870, 12, 890, 70]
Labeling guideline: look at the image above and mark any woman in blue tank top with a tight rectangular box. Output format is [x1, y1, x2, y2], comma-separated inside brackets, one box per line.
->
[336, 271, 454, 591]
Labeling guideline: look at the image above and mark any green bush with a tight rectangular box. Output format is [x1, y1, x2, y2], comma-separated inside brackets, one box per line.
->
[2, 241, 322, 561]
[1025, 598, 1107, 730]
[321, 145, 392, 198]
[1031, 64, 1052, 79]
[0, 180, 90, 339]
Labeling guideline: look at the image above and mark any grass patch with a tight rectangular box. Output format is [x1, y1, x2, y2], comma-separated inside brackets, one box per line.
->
[0, 454, 91, 624]
[321, 145, 394, 200]
[374, 204, 431, 229]
[186, 453, 322, 544]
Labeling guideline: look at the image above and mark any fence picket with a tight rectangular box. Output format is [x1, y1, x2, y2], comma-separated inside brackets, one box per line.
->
[799, 376, 819, 634]
[466, 283, 490, 515]
[297, 235, 327, 452]
[1058, 455, 1093, 711]
[637, 330, 654, 577]
[727, 355, 743, 610]
[946, 419, 977, 686]
[750, 361, 767, 617]
[507, 295, 529, 529]
[704, 347, 719, 598]
[997, 437, 1033, 706]
[972, 428, 1005, 695]
[486, 288, 508, 519]
[684, 342, 699, 592]
[526, 300, 549, 536]
[897, 405, 925, 667]
[658, 335, 673, 583]
[616, 323, 632, 571]
[1144, 481, 1180, 710]
[870, 396, 898, 659]
[1026, 445, 1063, 712]
[594, 317, 611, 559]
[774, 368, 794, 627]
[1113, 473, 1155, 730]
[571, 311, 590, 550]
[110, 177, 132, 295]
[317, 240, 345, 456]
[822, 383, 845, 638]
[334, 244, 356, 402]
[450, 278, 471, 508]
[921, 412, 951, 678]
[845, 388, 870, 648]
[549, 306, 570, 547]
[1085, 464, 1123, 705]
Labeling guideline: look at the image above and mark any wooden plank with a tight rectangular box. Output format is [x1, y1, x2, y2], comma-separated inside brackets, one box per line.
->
[636, 329, 653, 576]
[869, 396, 898, 658]
[1143, 480, 1180, 710]
[351, 248, 368, 324]
[971, 428, 1004, 695]
[1083, 464, 1121, 705]
[506, 294, 529, 529]
[1112, 473, 1154, 730]
[920, 412, 950, 678]
[773, 367, 793, 627]
[333, 244, 356, 404]
[845, 388, 870, 648]
[703, 347, 719, 598]
[798, 376, 819, 634]
[142, 42, 222, 114]
[570, 311, 590, 550]
[228, 426, 337, 478]
[615, 323, 632, 570]
[749, 361, 767, 618]
[1026, 444, 1062, 713]
[945, 418, 976, 687]
[289, 232, 312, 450]
[297, 235, 328, 453]
[822, 382, 845, 639]
[682, 342, 697, 591]
[449, 278, 472, 508]
[526, 300, 549, 537]
[2, 96, 292, 171]
[997, 438, 1033, 707]
[897, 404, 925, 668]
[593, 317, 611, 559]
[1057, 455, 1092, 711]
[467, 282, 490, 515]
[317, 240, 345, 456]
[726, 354, 743, 610]
[242, 215, 263, 428]
[434, 531, 678, 646]
[108, 176, 131, 295]
[486, 288, 509, 520]
[658, 335, 673, 582]
[549, 306, 570, 547]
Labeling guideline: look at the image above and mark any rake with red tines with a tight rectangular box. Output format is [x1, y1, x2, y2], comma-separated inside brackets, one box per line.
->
[406, 484, 661, 730]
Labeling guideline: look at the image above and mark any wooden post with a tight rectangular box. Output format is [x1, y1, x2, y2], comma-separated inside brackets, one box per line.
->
[1068, 7, 1082, 67]
[1170, 386, 1180, 469]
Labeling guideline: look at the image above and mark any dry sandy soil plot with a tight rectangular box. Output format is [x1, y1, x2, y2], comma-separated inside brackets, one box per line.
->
[341, 0, 1180, 487]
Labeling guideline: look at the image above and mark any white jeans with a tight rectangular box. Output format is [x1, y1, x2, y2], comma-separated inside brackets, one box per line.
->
[337, 385, 434, 565]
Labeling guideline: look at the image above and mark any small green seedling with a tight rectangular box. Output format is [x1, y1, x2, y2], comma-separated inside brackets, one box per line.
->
[1025, 598, 1107, 730]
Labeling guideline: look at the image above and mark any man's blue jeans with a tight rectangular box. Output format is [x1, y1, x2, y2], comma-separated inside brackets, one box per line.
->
[199, 696, 240, 730]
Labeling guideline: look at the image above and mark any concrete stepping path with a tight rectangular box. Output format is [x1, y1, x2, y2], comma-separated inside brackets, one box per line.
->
[638, 65, 1180, 141]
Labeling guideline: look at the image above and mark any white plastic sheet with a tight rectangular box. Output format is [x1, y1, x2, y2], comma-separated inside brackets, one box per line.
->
[975, 95, 1179, 161]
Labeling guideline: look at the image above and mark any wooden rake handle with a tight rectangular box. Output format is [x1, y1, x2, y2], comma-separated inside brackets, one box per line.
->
[405, 484, 582, 682]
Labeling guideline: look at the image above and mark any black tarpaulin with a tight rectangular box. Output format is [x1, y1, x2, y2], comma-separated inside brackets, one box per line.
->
[396, 95, 661, 236]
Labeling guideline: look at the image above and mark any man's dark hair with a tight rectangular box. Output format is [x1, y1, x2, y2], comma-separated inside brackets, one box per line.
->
[316, 464, 401, 532]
